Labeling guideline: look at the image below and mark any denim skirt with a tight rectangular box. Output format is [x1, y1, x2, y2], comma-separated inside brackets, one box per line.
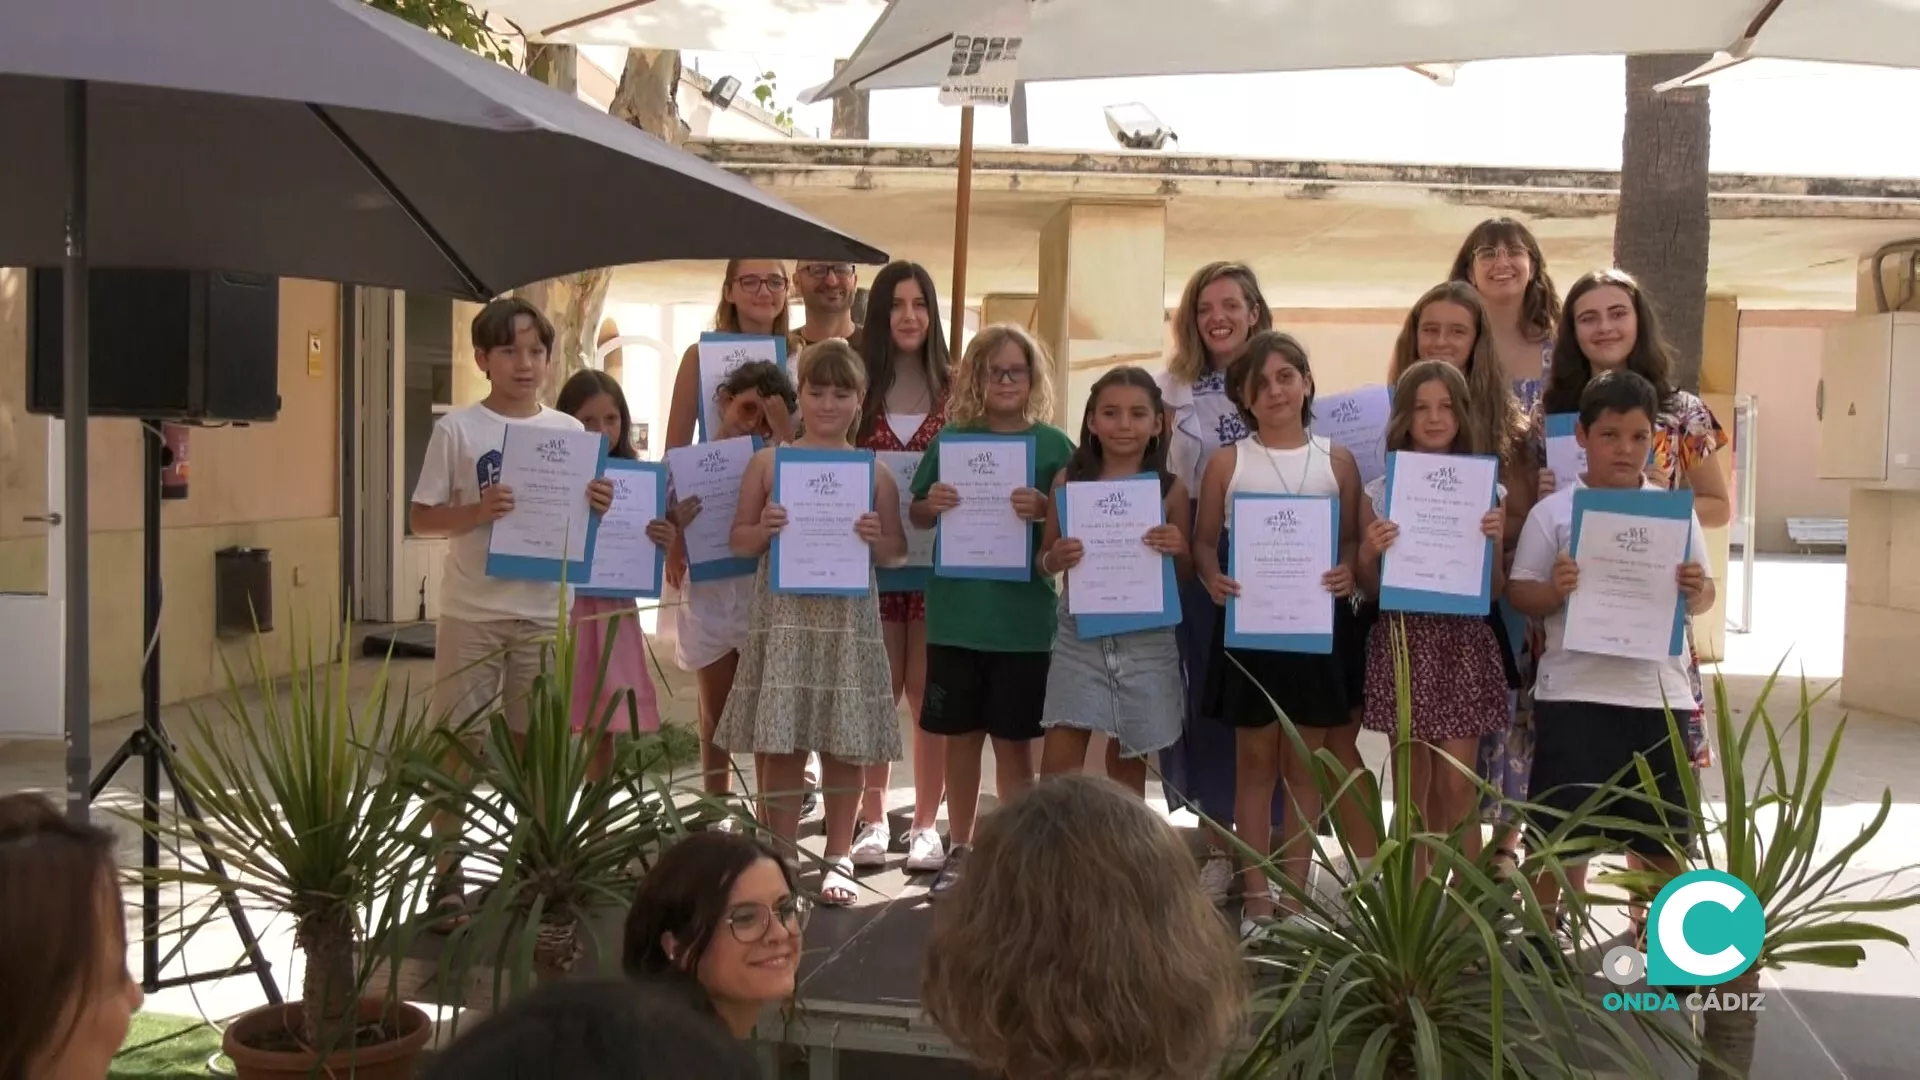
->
[1040, 599, 1185, 758]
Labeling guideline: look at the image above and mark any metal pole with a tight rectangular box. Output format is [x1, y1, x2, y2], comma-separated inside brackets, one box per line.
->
[948, 105, 975, 363]
[140, 424, 162, 984]
[1739, 395, 1758, 633]
[62, 81, 92, 824]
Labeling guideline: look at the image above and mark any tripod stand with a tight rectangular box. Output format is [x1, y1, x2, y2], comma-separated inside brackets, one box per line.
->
[87, 423, 280, 1003]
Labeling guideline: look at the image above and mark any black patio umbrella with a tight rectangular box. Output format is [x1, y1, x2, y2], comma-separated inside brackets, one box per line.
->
[0, 0, 887, 817]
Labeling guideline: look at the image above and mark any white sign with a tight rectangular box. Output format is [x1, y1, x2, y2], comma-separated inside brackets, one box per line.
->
[938, 0, 1030, 108]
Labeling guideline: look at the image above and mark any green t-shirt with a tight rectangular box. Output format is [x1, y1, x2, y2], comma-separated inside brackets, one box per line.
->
[910, 421, 1076, 652]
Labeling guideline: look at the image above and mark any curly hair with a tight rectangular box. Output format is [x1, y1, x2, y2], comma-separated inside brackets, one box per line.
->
[922, 776, 1248, 1080]
[1389, 281, 1524, 464]
[949, 323, 1055, 428]
[1447, 217, 1560, 344]
[1167, 262, 1274, 385]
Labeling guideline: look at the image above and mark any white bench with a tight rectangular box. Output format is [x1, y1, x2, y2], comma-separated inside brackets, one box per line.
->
[1786, 517, 1848, 553]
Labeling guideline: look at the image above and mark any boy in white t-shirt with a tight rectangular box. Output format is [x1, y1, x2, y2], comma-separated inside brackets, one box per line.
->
[1507, 370, 1714, 939]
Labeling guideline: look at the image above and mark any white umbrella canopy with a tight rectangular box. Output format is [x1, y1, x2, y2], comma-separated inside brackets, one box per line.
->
[480, 0, 888, 53]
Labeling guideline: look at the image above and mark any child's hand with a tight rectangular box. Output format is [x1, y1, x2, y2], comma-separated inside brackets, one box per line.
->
[1143, 524, 1186, 557]
[854, 511, 883, 545]
[926, 482, 961, 514]
[1676, 562, 1707, 602]
[1480, 508, 1504, 543]
[1045, 538, 1085, 574]
[1551, 552, 1579, 599]
[1362, 518, 1398, 558]
[1322, 565, 1355, 597]
[645, 518, 677, 549]
[1010, 487, 1048, 522]
[587, 478, 615, 515]
[478, 484, 514, 523]
[760, 503, 788, 534]
[1204, 570, 1241, 606]
[670, 495, 702, 527]
[1536, 468, 1557, 497]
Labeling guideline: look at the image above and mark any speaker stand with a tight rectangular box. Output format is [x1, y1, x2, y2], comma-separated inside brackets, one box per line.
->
[87, 423, 280, 1003]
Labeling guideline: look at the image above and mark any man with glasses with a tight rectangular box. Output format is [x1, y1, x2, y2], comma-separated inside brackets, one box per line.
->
[792, 261, 865, 350]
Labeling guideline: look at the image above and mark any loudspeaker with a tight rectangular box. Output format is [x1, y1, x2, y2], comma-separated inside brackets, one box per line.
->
[26, 269, 282, 422]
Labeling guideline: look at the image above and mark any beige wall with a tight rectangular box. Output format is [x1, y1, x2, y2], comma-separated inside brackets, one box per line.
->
[1735, 311, 1851, 552]
[0, 273, 341, 723]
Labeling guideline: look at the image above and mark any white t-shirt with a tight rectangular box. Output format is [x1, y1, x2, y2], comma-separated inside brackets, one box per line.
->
[411, 402, 586, 624]
[1510, 479, 1712, 710]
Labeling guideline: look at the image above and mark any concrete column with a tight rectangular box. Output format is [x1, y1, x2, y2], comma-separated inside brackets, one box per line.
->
[1695, 292, 1738, 663]
[1035, 201, 1168, 431]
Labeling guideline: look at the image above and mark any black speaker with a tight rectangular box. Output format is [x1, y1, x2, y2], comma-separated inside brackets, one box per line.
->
[26, 269, 282, 422]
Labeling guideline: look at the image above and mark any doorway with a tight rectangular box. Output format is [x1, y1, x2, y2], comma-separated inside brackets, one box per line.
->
[0, 267, 65, 737]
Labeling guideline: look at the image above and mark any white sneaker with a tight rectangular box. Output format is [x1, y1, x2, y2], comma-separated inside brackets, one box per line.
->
[804, 752, 822, 787]
[905, 828, 947, 872]
[849, 820, 891, 868]
[1199, 850, 1235, 903]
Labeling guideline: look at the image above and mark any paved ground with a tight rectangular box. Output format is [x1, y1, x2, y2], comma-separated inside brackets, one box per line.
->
[2, 554, 1915, 1076]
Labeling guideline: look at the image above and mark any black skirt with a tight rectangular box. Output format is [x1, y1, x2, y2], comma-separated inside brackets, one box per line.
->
[1205, 598, 1358, 730]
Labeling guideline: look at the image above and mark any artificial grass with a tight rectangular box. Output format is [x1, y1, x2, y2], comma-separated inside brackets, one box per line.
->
[110, 1012, 228, 1078]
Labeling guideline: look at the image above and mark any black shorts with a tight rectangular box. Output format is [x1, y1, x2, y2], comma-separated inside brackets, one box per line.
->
[921, 645, 1050, 741]
[1526, 699, 1691, 857]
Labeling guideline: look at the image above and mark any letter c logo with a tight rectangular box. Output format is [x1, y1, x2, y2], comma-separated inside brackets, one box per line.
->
[1646, 870, 1765, 987]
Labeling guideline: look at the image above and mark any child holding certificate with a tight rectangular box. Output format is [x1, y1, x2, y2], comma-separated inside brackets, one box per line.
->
[1354, 361, 1512, 871]
[1193, 331, 1371, 934]
[557, 370, 678, 780]
[715, 340, 906, 906]
[1507, 370, 1713, 940]
[910, 325, 1075, 899]
[1035, 366, 1191, 799]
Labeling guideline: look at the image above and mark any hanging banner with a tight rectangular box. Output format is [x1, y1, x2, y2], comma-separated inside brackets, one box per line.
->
[938, 0, 1030, 108]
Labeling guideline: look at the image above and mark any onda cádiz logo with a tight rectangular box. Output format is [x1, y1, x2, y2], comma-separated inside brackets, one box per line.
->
[1602, 869, 1767, 1014]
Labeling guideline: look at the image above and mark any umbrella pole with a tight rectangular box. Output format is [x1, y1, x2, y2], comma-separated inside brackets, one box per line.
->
[61, 80, 92, 824]
[948, 105, 975, 362]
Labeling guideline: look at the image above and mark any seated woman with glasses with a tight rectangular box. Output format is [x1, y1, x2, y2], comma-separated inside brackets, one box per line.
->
[622, 831, 806, 1039]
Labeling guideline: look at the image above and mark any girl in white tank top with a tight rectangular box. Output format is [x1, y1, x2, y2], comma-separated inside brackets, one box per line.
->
[1191, 332, 1376, 933]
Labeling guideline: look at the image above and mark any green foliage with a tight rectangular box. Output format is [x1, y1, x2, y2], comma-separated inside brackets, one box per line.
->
[365, 0, 511, 64]
[750, 70, 797, 132]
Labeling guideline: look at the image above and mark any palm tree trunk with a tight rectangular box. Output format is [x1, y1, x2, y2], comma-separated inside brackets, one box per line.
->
[1698, 969, 1763, 1080]
[534, 915, 583, 983]
[1614, 54, 1713, 393]
[296, 907, 359, 1054]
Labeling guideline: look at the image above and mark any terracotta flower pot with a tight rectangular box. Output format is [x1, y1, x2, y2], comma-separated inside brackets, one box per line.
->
[222, 998, 432, 1080]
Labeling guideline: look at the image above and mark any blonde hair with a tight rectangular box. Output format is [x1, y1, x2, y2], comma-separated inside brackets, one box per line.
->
[795, 339, 866, 441]
[950, 324, 1055, 427]
[711, 259, 793, 337]
[1386, 360, 1483, 456]
[922, 776, 1248, 1080]
[1168, 261, 1273, 384]
[1389, 281, 1523, 465]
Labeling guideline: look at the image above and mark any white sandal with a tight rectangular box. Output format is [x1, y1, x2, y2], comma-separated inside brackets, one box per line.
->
[820, 856, 859, 907]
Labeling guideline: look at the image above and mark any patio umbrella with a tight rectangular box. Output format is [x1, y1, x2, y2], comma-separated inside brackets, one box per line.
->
[0, 0, 887, 817]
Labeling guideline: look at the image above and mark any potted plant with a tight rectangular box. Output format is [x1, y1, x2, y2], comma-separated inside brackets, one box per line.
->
[140, 628, 440, 1080]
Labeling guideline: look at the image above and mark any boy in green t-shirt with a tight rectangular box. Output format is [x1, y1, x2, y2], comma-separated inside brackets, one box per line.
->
[910, 325, 1075, 898]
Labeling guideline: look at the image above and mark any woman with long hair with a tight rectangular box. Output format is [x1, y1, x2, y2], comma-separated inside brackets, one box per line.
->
[850, 260, 953, 878]
[1156, 261, 1285, 901]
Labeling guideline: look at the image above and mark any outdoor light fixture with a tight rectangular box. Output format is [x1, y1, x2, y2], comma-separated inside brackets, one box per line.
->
[1104, 102, 1176, 151]
[708, 74, 742, 109]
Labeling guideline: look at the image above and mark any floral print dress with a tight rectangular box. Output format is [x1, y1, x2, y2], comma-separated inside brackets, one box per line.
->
[1656, 390, 1729, 768]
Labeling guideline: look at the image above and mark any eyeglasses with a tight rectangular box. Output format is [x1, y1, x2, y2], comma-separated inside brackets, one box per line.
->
[733, 274, 789, 295]
[987, 365, 1031, 384]
[799, 263, 856, 281]
[1471, 245, 1530, 265]
[724, 896, 809, 943]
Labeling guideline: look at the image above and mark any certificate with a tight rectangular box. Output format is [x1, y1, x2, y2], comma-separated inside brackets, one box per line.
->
[485, 426, 608, 583]
[876, 450, 934, 593]
[1225, 494, 1337, 654]
[1544, 413, 1586, 491]
[1378, 451, 1499, 615]
[770, 448, 874, 596]
[1315, 385, 1392, 485]
[1565, 488, 1693, 660]
[696, 332, 788, 442]
[664, 436, 759, 581]
[934, 432, 1036, 581]
[1057, 476, 1180, 638]
[578, 460, 668, 599]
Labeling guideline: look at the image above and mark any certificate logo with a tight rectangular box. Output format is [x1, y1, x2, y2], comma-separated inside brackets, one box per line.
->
[1329, 398, 1364, 424]
[808, 471, 844, 497]
[533, 438, 572, 464]
[1614, 526, 1652, 554]
[697, 449, 730, 473]
[1096, 491, 1132, 516]
[1423, 465, 1462, 493]
[1264, 508, 1299, 532]
[966, 451, 999, 475]
[1600, 869, 1767, 1015]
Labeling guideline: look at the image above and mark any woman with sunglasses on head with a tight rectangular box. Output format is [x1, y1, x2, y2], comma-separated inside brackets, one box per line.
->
[622, 830, 806, 1040]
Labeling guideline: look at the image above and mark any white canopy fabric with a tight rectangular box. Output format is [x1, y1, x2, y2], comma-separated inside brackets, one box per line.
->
[479, 0, 888, 53]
